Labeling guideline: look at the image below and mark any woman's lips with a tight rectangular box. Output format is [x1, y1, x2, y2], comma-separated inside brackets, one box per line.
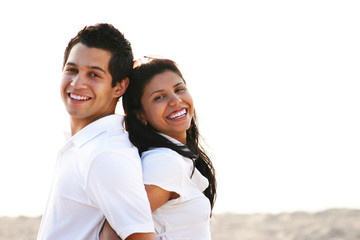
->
[167, 108, 187, 120]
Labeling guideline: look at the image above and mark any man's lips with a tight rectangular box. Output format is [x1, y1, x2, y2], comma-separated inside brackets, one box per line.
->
[69, 93, 91, 101]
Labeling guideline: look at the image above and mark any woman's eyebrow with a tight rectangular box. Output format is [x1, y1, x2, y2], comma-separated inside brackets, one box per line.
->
[173, 81, 184, 87]
[150, 89, 164, 97]
[150, 81, 185, 96]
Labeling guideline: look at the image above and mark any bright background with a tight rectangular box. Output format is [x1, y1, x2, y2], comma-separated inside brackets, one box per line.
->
[1, 0, 359, 217]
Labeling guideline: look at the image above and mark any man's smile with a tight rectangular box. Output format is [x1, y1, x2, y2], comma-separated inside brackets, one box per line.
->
[69, 93, 91, 101]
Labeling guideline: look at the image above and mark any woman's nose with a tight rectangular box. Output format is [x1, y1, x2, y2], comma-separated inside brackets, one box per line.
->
[169, 93, 182, 106]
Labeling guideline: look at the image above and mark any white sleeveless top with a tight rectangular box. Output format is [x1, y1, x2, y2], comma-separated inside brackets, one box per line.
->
[141, 139, 211, 240]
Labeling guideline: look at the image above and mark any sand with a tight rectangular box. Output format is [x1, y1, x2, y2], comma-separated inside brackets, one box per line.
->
[1, 209, 360, 240]
[211, 209, 360, 240]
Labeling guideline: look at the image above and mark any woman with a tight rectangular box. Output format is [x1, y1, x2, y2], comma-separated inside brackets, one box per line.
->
[100, 57, 216, 240]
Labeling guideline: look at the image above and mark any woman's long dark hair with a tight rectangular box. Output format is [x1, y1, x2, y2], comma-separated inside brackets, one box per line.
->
[123, 58, 216, 211]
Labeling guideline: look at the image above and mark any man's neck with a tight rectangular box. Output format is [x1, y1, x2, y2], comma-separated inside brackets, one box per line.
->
[70, 119, 89, 136]
[69, 114, 113, 136]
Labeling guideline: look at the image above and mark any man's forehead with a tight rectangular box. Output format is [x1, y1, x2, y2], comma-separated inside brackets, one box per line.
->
[67, 43, 112, 71]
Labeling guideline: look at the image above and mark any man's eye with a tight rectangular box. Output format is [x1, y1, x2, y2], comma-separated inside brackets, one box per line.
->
[90, 72, 100, 78]
[65, 68, 77, 73]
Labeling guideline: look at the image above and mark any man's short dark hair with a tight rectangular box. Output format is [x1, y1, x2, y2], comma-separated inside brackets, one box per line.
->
[63, 23, 133, 87]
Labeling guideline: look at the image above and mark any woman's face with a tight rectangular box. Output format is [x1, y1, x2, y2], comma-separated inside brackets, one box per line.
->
[139, 70, 194, 144]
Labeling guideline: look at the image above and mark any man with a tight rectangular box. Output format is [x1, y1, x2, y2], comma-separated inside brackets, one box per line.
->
[37, 24, 154, 240]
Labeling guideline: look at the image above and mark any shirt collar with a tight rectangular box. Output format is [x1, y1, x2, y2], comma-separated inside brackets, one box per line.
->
[157, 132, 184, 146]
[65, 114, 125, 148]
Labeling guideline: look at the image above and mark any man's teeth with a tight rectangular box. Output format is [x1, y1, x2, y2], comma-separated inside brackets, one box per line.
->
[169, 109, 186, 119]
[70, 94, 90, 101]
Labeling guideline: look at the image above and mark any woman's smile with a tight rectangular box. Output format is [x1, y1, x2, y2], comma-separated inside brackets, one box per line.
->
[166, 108, 187, 120]
[140, 71, 194, 144]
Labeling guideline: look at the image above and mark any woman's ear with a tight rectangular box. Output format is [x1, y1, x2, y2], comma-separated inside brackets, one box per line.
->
[136, 111, 148, 126]
[113, 77, 129, 98]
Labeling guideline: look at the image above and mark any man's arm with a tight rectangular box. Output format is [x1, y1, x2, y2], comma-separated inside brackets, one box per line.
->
[87, 151, 154, 239]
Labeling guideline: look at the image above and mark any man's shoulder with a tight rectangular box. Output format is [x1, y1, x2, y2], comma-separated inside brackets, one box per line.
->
[75, 128, 140, 179]
[69, 114, 128, 148]
[83, 128, 134, 153]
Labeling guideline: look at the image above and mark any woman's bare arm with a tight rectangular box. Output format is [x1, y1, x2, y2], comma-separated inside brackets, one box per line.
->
[100, 185, 178, 240]
[145, 184, 178, 212]
[99, 221, 154, 240]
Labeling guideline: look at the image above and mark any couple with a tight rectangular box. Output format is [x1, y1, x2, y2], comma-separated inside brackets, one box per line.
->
[37, 23, 216, 240]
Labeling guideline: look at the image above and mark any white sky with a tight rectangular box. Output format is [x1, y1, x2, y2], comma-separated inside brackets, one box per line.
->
[1, 0, 359, 217]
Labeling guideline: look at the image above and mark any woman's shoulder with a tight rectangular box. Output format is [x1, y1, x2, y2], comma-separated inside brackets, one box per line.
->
[140, 147, 185, 170]
[141, 147, 181, 159]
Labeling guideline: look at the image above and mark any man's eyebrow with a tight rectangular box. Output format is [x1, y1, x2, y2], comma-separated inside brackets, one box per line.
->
[65, 62, 107, 74]
[65, 62, 77, 67]
[89, 66, 107, 74]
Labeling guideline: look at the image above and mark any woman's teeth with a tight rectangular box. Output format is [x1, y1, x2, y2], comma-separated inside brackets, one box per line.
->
[168, 109, 186, 119]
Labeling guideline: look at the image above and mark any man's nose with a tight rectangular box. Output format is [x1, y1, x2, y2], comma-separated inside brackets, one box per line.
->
[70, 73, 87, 89]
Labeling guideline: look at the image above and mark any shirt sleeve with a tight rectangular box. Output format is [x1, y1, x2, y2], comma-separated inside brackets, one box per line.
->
[86, 149, 154, 239]
[141, 148, 187, 196]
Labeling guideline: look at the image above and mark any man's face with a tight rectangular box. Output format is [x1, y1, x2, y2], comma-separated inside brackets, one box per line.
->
[60, 43, 122, 128]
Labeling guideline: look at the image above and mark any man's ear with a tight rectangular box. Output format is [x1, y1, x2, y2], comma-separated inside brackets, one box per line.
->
[113, 77, 129, 98]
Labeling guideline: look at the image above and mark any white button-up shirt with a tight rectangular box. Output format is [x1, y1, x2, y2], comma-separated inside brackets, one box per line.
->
[38, 114, 153, 240]
[141, 135, 211, 240]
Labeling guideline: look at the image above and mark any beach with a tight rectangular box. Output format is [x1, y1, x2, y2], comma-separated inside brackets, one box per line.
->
[1, 208, 360, 240]
[211, 209, 360, 240]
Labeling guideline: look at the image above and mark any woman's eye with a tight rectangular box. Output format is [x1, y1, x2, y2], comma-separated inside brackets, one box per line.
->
[154, 95, 165, 101]
[175, 87, 185, 93]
